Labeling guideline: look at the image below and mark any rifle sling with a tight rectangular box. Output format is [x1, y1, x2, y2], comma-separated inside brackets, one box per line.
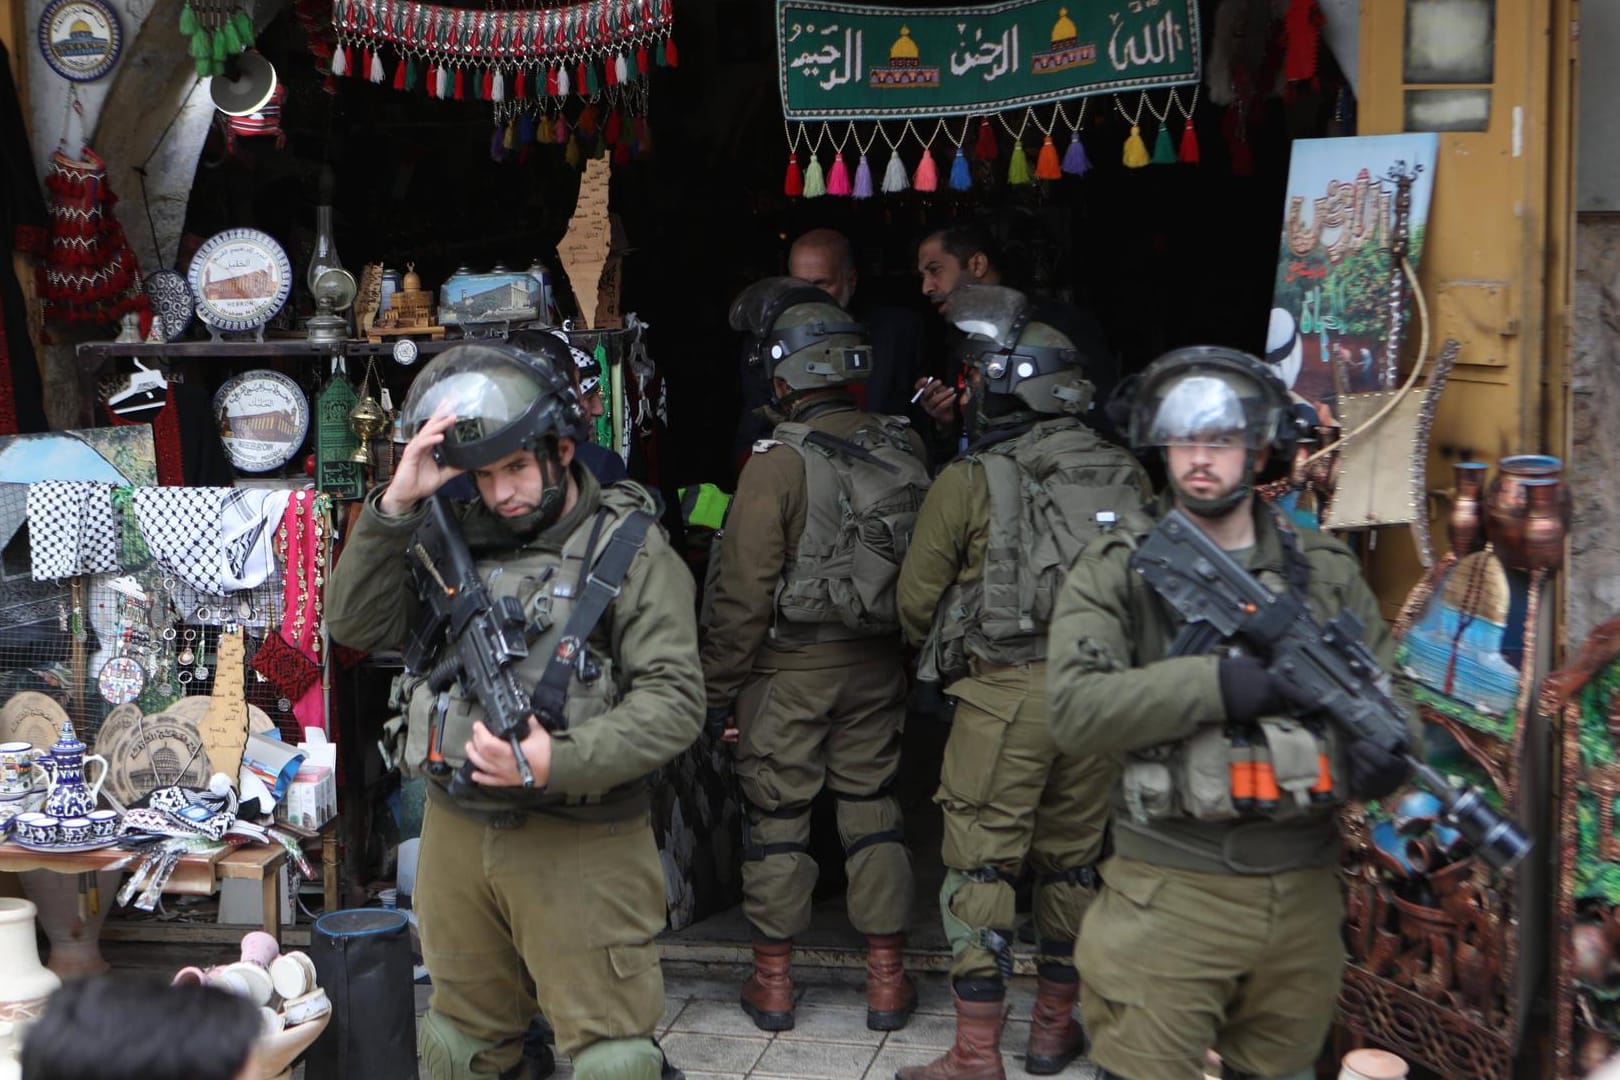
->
[531, 509, 655, 728]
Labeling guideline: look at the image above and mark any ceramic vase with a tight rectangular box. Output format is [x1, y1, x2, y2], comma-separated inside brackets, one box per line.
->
[38, 720, 107, 820]
[0, 898, 62, 1079]
[19, 870, 122, 978]
[1448, 461, 1489, 557]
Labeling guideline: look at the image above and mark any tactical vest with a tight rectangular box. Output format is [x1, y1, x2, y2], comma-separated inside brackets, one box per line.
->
[1111, 509, 1354, 842]
[928, 419, 1147, 677]
[769, 416, 931, 642]
[394, 484, 656, 820]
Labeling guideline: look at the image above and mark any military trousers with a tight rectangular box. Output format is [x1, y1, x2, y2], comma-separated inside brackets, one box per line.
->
[415, 798, 667, 1075]
[935, 662, 1115, 981]
[734, 651, 913, 941]
[1075, 855, 1344, 1080]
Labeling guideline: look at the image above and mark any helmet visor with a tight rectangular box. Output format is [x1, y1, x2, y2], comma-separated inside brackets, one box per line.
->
[401, 346, 549, 439]
[727, 277, 831, 336]
[1136, 370, 1279, 450]
[946, 284, 1029, 348]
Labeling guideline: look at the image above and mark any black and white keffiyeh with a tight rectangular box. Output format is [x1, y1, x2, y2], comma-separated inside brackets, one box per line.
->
[27, 481, 122, 580]
[220, 488, 291, 592]
[133, 487, 229, 593]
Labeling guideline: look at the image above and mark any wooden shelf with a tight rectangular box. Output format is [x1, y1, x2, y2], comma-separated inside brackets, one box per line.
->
[76, 337, 463, 363]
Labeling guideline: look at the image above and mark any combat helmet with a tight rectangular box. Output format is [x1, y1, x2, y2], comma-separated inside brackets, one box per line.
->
[1128, 345, 1297, 516]
[728, 276, 872, 399]
[400, 339, 585, 471]
[948, 284, 1093, 436]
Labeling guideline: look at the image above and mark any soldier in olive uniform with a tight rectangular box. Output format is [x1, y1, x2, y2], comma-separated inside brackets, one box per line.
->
[704, 278, 931, 1034]
[895, 285, 1150, 1080]
[325, 340, 703, 1080]
[1046, 348, 1419, 1080]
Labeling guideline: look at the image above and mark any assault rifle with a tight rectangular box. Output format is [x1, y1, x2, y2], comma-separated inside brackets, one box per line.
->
[403, 494, 541, 795]
[1129, 509, 1531, 873]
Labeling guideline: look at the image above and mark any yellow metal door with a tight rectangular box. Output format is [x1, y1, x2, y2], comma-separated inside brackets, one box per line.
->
[1356, 0, 1578, 618]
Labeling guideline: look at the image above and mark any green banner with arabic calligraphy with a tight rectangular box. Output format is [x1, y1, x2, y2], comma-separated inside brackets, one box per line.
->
[777, 0, 1201, 120]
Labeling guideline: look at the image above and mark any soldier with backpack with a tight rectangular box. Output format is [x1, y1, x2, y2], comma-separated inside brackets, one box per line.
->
[704, 277, 932, 1035]
[896, 285, 1151, 1080]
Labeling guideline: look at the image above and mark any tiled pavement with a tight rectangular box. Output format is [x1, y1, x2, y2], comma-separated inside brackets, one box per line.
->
[410, 961, 1102, 1080]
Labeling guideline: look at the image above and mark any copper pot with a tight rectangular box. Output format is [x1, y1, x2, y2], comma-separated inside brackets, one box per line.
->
[1520, 478, 1567, 572]
[1448, 461, 1489, 557]
[1484, 455, 1568, 570]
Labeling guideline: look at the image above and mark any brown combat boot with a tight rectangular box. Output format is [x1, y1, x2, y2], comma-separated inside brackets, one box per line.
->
[1023, 973, 1085, 1075]
[864, 934, 918, 1031]
[894, 991, 1006, 1080]
[740, 941, 795, 1031]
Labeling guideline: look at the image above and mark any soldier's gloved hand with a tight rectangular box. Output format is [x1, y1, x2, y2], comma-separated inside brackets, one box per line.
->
[705, 705, 737, 744]
[1218, 656, 1289, 721]
[1346, 739, 1410, 800]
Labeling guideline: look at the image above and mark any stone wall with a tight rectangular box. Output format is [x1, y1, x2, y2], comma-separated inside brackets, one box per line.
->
[1569, 214, 1620, 644]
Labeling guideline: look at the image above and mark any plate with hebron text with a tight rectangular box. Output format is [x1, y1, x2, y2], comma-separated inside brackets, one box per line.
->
[213, 370, 310, 473]
[188, 228, 291, 334]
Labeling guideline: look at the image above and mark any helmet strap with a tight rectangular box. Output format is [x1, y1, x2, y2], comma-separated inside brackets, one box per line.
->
[492, 444, 568, 538]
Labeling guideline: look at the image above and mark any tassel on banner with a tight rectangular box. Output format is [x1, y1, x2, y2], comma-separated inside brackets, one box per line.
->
[546, 66, 559, 95]
[784, 153, 804, 197]
[235, 9, 253, 48]
[554, 113, 569, 143]
[827, 152, 851, 196]
[604, 52, 617, 87]
[578, 105, 598, 135]
[665, 36, 678, 66]
[882, 149, 908, 194]
[557, 65, 570, 95]
[392, 56, 406, 89]
[585, 61, 599, 95]
[613, 140, 631, 165]
[1123, 125, 1150, 168]
[490, 125, 506, 163]
[519, 112, 536, 145]
[369, 50, 385, 84]
[504, 117, 517, 149]
[453, 67, 466, 100]
[605, 109, 622, 144]
[222, 20, 242, 54]
[1151, 123, 1176, 164]
[974, 118, 998, 161]
[1035, 134, 1061, 180]
[178, 2, 196, 34]
[853, 154, 873, 199]
[615, 52, 629, 84]
[405, 56, 419, 91]
[492, 68, 505, 102]
[1179, 120, 1200, 164]
[1007, 141, 1031, 185]
[1062, 133, 1090, 175]
[913, 147, 938, 192]
[637, 44, 650, 74]
[331, 43, 347, 76]
[515, 68, 528, 99]
[949, 145, 972, 190]
[537, 114, 553, 142]
[803, 154, 826, 198]
[565, 134, 581, 168]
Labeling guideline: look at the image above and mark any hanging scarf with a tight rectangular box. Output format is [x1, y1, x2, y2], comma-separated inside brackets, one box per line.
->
[104, 386, 185, 486]
[26, 480, 122, 579]
[38, 146, 149, 327]
[220, 488, 291, 591]
[132, 486, 228, 592]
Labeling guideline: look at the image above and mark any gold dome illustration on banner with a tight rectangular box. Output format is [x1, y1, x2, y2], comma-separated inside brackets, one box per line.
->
[1033, 7, 1096, 74]
[869, 26, 939, 88]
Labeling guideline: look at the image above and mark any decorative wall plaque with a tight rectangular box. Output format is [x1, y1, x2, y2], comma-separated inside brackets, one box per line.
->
[38, 0, 122, 82]
[214, 370, 310, 473]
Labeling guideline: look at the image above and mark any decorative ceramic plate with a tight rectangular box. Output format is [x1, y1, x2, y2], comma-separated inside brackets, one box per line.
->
[0, 691, 70, 750]
[10, 835, 119, 854]
[37, 0, 121, 82]
[143, 269, 194, 341]
[97, 655, 146, 705]
[213, 370, 310, 473]
[188, 228, 292, 334]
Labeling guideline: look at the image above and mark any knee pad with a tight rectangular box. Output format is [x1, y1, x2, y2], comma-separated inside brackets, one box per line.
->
[571, 1037, 664, 1080]
[419, 1010, 509, 1080]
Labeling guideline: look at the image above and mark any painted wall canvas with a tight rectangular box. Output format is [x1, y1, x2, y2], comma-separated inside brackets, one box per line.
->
[1267, 133, 1439, 408]
[0, 426, 158, 486]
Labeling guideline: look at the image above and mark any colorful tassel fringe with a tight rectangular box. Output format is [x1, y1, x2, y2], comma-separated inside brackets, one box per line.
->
[1035, 135, 1062, 180]
[1151, 123, 1176, 164]
[803, 155, 826, 198]
[826, 152, 851, 196]
[784, 153, 803, 197]
[1179, 121, 1201, 164]
[949, 146, 972, 191]
[974, 118, 998, 161]
[913, 148, 938, 192]
[852, 154, 874, 199]
[1007, 141, 1031, 185]
[881, 150, 908, 194]
[1123, 124, 1150, 168]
